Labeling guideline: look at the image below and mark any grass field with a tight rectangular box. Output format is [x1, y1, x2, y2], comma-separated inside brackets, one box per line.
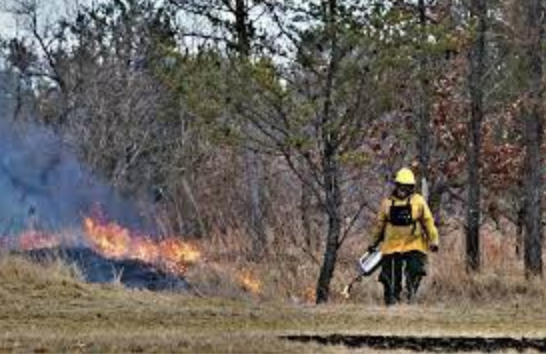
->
[1, 255, 546, 353]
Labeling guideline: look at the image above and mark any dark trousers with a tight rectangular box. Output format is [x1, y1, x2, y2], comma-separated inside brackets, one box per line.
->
[379, 251, 427, 305]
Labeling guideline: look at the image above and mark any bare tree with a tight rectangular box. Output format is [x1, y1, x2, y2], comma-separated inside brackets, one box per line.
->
[466, 0, 487, 272]
[171, 0, 269, 257]
[234, 0, 268, 259]
[416, 0, 432, 199]
[217, 0, 388, 303]
[520, 0, 543, 278]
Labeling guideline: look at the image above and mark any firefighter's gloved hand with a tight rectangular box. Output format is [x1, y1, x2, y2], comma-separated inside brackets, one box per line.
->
[429, 244, 439, 253]
[367, 245, 378, 253]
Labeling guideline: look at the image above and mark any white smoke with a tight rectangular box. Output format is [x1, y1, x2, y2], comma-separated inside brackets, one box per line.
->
[0, 118, 152, 242]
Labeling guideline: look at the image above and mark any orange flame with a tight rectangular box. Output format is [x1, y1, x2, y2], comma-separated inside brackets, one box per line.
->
[158, 238, 201, 274]
[3, 210, 201, 276]
[237, 269, 262, 295]
[83, 217, 131, 258]
[83, 216, 201, 274]
[132, 236, 159, 264]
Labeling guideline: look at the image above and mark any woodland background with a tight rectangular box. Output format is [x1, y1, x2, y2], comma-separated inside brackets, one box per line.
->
[0, 0, 544, 304]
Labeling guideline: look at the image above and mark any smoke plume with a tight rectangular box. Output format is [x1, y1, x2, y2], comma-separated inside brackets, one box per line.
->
[0, 118, 151, 245]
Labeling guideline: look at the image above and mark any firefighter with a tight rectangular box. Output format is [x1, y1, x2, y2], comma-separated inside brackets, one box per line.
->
[369, 167, 439, 306]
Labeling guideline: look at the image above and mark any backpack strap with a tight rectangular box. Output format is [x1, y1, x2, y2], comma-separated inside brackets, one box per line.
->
[406, 194, 418, 235]
[410, 195, 429, 237]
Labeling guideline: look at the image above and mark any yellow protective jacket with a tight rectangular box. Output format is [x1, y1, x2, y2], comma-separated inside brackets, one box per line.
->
[370, 193, 439, 255]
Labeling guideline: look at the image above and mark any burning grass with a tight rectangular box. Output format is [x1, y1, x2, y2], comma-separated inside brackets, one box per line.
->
[83, 216, 201, 275]
[1, 212, 203, 293]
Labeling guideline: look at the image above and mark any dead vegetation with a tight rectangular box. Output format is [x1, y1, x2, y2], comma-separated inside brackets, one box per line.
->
[1, 252, 546, 353]
[178, 216, 546, 309]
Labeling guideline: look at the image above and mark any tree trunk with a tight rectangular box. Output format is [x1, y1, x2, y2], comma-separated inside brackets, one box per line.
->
[522, 0, 543, 278]
[301, 180, 316, 252]
[316, 0, 341, 304]
[235, 0, 251, 57]
[466, 0, 487, 273]
[244, 149, 267, 258]
[234, 0, 267, 258]
[316, 141, 342, 304]
[417, 0, 431, 198]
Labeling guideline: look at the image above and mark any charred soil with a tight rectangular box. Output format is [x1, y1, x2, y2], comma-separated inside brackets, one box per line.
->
[284, 334, 546, 352]
[21, 247, 190, 291]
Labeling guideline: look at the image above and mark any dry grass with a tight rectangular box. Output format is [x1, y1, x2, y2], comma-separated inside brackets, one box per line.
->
[185, 218, 546, 309]
[0, 252, 546, 353]
[2, 216, 546, 353]
[1, 253, 546, 353]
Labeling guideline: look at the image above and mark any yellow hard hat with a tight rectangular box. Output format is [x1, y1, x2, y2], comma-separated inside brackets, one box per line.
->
[395, 168, 416, 185]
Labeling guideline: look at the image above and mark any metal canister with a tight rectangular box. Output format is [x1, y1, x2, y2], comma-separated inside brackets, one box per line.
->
[358, 249, 382, 276]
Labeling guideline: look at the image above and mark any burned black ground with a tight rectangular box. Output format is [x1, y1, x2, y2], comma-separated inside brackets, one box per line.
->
[283, 334, 546, 352]
[21, 247, 190, 291]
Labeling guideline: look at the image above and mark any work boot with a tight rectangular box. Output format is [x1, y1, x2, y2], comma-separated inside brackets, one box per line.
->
[405, 291, 415, 305]
[384, 288, 401, 306]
